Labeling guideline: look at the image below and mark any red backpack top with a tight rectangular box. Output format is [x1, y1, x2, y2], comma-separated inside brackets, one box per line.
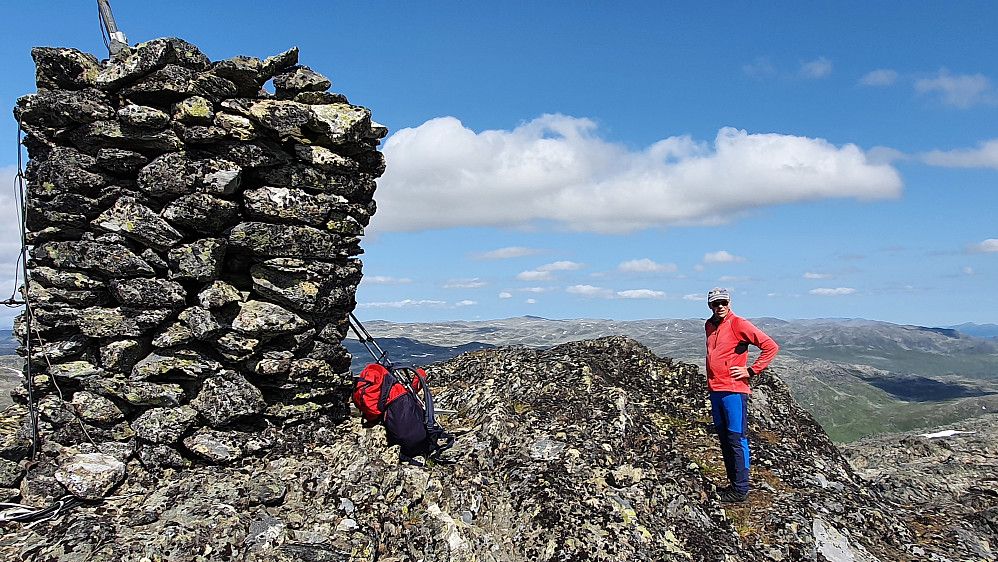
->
[352, 364, 425, 427]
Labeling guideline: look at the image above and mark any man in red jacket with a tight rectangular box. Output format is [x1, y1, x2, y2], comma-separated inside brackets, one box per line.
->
[704, 287, 779, 503]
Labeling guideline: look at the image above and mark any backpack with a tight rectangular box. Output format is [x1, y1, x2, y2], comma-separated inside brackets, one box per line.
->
[352, 364, 455, 465]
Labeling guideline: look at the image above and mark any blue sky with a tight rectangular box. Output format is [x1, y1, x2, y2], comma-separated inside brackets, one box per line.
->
[2, 1, 996, 328]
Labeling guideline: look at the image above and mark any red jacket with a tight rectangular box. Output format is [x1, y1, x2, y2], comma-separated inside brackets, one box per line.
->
[705, 312, 778, 394]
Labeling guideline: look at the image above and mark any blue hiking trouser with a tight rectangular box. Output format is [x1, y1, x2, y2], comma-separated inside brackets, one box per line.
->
[710, 391, 750, 494]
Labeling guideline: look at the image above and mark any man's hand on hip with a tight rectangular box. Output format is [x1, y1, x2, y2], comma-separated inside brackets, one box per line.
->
[730, 366, 750, 380]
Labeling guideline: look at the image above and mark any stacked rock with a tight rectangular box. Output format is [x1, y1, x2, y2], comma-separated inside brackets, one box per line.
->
[10, 37, 385, 490]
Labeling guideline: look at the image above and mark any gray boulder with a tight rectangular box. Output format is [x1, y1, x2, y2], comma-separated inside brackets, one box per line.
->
[190, 371, 266, 427]
[54, 453, 126, 500]
[131, 406, 199, 444]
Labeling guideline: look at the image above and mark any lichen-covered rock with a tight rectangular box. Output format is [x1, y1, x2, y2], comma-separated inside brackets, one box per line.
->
[197, 280, 243, 309]
[47, 360, 101, 382]
[32, 241, 155, 277]
[250, 258, 361, 313]
[0, 459, 24, 488]
[131, 349, 222, 381]
[131, 406, 199, 444]
[231, 300, 309, 336]
[228, 222, 356, 259]
[177, 306, 226, 339]
[117, 104, 171, 128]
[242, 186, 343, 227]
[182, 427, 253, 463]
[273, 65, 332, 96]
[255, 163, 377, 203]
[190, 371, 266, 427]
[54, 452, 125, 500]
[95, 148, 149, 174]
[30, 46, 101, 90]
[69, 119, 185, 154]
[211, 331, 261, 361]
[294, 144, 359, 171]
[85, 377, 185, 407]
[76, 307, 173, 338]
[109, 278, 187, 308]
[70, 391, 125, 425]
[137, 443, 189, 471]
[137, 152, 242, 197]
[14, 88, 113, 129]
[151, 321, 195, 348]
[93, 196, 184, 250]
[167, 238, 227, 282]
[162, 193, 241, 234]
[99, 338, 149, 373]
[172, 95, 214, 124]
[119, 64, 203, 104]
[95, 37, 199, 90]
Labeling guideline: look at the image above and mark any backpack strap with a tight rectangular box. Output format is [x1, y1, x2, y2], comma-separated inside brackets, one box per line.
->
[410, 369, 455, 459]
[377, 367, 398, 415]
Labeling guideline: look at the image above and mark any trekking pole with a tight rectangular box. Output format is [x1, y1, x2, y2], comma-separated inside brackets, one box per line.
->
[347, 313, 392, 367]
[348, 314, 454, 413]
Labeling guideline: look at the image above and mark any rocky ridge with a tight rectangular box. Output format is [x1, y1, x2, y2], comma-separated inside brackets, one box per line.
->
[7, 38, 386, 504]
[1, 337, 993, 560]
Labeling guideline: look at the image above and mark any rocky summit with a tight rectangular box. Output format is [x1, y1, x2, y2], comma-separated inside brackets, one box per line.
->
[1, 337, 993, 561]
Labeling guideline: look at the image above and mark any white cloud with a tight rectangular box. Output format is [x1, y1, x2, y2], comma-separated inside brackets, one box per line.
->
[526, 298, 537, 304]
[920, 139, 998, 170]
[537, 260, 584, 271]
[967, 239, 998, 253]
[566, 284, 615, 298]
[372, 116, 902, 234]
[743, 57, 777, 79]
[516, 270, 556, 282]
[363, 275, 412, 285]
[799, 57, 832, 79]
[520, 287, 552, 293]
[617, 289, 666, 299]
[703, 250, 746, 264]
[683, 293, 703, 301]
[859, 69, 898, 86]
[443, 278, 488, 289]
[718, 276, 749, 282]
[804, 272, 834, 279]
[498, 292, 512, 299]
[963, 267, 976, 275]
[468, 246, 544, 260]
[357, 299, 448, 308]
[915, 69, 997, 109]
[810, 288, 857, 296]
[455, 300, 477, 307]
[618, 258, 677, 273]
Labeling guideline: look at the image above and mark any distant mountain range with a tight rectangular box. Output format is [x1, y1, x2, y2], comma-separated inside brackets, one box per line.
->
[946, 322, 998, 338]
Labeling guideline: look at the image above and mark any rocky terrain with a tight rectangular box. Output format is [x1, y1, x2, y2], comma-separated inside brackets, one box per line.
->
[354, 317, 998, 441]
[0, 336, 994, 560]
[841, 413, 998, 561]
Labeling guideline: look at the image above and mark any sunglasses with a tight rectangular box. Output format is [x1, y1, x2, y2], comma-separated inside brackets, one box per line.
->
[710, 300, 729, 308]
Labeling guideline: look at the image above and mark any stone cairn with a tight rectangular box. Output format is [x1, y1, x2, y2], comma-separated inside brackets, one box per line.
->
[7, 37, 386, 500]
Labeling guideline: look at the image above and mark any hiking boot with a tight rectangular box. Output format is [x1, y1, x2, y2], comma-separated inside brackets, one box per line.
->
[718, 488, 748, 504]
